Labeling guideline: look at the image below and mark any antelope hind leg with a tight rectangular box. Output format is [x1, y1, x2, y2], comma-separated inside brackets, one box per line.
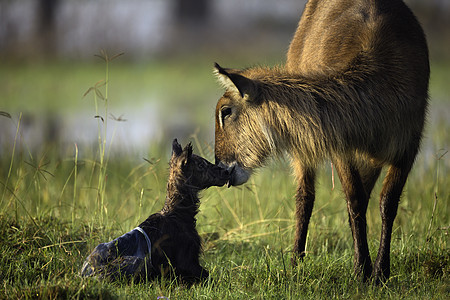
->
[373, 159, 413, 283]
[334, 158, 373, 281]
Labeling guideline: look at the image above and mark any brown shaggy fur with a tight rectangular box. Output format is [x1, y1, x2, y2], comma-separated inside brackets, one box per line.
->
[213, 0, 429, 283]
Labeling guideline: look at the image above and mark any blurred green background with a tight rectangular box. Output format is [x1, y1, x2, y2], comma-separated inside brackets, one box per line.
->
[1, 0, 448, 162]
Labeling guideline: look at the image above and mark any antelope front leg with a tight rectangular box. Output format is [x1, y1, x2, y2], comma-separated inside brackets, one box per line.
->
[334, 159, 372, 281]
[292, 165, 316, 264]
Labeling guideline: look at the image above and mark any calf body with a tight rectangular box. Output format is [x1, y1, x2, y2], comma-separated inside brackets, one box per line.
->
[81, 139, 229, 283]
[214, 0, 429, 282]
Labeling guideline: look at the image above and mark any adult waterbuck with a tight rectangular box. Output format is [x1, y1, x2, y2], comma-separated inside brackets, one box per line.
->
[213, 0, 429, 283]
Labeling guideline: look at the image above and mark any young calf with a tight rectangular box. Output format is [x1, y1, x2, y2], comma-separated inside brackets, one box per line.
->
[81, 139, 229, 283]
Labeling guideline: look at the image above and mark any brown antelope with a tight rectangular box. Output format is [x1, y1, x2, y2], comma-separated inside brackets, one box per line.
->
[213, 0, 429, 283]
[81, 139, 229, 283]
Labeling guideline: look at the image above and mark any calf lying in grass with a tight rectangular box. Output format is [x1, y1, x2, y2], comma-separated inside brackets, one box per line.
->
[81, 139, 229, 283]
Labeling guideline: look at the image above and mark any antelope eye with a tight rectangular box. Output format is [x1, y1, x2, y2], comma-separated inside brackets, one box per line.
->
[221, 106, 232, 122]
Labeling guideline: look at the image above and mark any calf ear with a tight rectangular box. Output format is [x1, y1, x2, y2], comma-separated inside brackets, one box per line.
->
[180, 142, 193, 165]
[183, 143, 192, 157]
[184, 142, 193, 157]
[172, 138, 183, 157]
[214, 63, 258, 101]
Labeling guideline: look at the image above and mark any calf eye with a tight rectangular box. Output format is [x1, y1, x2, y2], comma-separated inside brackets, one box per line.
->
[220, 106, 232, 126]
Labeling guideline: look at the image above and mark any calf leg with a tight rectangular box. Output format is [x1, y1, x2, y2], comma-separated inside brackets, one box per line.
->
[176, 244, 208, 284]
[373, 159, 413, 283]
[292, 165, 316, 263]
[334, 158, 372, 281]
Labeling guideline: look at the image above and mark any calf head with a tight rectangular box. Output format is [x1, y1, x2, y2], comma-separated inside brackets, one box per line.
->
[214, 63, 273, 186]
[170, 139, 230, 190]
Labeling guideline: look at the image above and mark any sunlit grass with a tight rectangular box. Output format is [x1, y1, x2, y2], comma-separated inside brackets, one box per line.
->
[0, 57, 448, 298]
[0, 138, 447, 298]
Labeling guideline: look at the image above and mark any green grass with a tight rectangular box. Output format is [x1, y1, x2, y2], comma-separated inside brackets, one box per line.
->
[0, 157, 448, 299]
[0, 57, 448, 299]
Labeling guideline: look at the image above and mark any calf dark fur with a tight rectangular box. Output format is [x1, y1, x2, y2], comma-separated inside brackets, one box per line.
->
[213, 0, 429, 283]
[81, 139, 229, 283]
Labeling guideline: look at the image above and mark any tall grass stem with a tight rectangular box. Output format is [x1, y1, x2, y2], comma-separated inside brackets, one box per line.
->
[72, 143, 78, 227]
[1, 113, 22, 220]
[426, 150, 447, 241]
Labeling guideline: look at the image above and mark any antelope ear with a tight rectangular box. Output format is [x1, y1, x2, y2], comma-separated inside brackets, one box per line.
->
[172, 138, 183, 157]
[214, 63, 258, 101]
